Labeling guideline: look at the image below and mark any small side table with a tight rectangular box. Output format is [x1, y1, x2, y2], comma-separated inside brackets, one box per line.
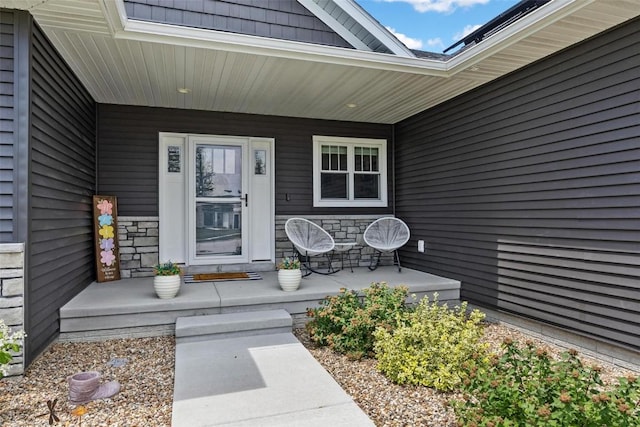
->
[333, 242, 357, 272]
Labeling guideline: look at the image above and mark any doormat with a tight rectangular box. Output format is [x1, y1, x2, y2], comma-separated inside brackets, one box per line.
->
[183, 272, 261, 283]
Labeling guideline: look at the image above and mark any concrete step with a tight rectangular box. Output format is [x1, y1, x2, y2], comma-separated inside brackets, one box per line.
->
[176, 309, 293, 344]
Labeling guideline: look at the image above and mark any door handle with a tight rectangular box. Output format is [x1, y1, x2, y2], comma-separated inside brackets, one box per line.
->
[241, 193, 248, 207]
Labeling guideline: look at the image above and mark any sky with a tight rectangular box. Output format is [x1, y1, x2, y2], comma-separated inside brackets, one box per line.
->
[357, 0, 521, 53]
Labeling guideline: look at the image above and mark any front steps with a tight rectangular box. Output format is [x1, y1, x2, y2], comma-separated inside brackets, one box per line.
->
[59, 267, 461, 341]
[176, 309, 293, 344]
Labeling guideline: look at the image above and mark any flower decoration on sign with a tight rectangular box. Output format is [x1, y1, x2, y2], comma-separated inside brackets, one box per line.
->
[94, 196, 119, 280]
[100, 238, 114, 251]
[98, 213, 113, 226]
[100, 250, 116, 266]
[99, 225, 114, 239]
[97, 199, 113, 215]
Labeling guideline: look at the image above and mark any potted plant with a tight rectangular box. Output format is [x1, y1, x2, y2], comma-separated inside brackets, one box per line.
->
[277, 257, 302, 291]
[153, 260, 182, 298]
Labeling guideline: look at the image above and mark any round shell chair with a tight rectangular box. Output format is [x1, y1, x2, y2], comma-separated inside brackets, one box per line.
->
[363, 217, 410, 272]
[284, 218, 335, 275]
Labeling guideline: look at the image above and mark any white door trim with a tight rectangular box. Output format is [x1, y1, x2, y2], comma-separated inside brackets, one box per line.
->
[159, 133, 275, 266]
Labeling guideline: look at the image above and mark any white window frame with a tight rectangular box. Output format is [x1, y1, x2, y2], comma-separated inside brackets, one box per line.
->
[312, 135, 388, 208]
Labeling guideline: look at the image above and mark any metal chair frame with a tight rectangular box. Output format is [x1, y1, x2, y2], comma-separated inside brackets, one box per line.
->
[284, 217, 336, 276]
[363, 217, 410, 272]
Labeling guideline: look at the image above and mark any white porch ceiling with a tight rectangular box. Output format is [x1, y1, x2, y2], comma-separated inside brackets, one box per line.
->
[4, 0, 639, 124]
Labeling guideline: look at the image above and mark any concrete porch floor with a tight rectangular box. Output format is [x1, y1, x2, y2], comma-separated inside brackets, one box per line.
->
[59, 266, 460, 341]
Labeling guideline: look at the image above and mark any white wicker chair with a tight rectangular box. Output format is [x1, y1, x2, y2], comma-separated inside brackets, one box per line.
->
[284, 217, 335, 275]
[363, 217, 410, 272]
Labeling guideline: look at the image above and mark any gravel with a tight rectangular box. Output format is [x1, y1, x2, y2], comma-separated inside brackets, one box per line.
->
[0, 337, 175, 426]
[1, 324, 636, 426]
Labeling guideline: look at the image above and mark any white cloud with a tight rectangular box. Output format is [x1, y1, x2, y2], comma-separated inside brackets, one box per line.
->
[426, 38, 445, 50]
[386, 26, 423, 49]
[453, 24, 482, 41]
[383, 0, 490, 14]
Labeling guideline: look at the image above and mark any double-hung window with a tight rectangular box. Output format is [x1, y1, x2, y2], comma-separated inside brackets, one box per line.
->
[312, 136, 387, 207]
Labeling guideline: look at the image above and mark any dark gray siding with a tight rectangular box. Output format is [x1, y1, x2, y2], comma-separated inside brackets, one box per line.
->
[97, 104, 392, 216]
[124, 0, 353, 48]
[0, 11, 14, 242]
[27, 23, 96, 363]
[394, 18, 640, 350]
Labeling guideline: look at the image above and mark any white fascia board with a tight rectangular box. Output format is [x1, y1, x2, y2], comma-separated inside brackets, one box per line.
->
[334, 0, 416, 58]
[117, 18, 450, 77]
[297, 0, 373, 52]
[446, 0, 593, 74]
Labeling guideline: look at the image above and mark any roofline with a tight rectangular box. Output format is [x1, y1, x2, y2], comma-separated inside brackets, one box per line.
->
[447, 0, 592, 72]
[332, 0, 416, 58]
[97, 0, 586, 78]
[296, 0, 373, 52]
[100, 0, 447, 76]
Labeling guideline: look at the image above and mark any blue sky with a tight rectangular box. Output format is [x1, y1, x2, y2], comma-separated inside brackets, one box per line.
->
[357, 0, 520, 53]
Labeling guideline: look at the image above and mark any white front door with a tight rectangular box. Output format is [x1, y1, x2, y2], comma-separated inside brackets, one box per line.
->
[159, 133, 274, 266]
[188, 136, 248, 264]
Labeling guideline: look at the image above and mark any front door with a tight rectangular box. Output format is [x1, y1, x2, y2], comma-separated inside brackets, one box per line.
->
[188, 136, 248, 264]
[158, 133, 274, 266]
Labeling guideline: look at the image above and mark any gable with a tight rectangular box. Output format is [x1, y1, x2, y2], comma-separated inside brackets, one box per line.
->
[123, 0, 353, 48]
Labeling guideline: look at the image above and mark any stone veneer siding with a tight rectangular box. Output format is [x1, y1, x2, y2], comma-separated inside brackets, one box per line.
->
[275, 215, 395, 270]
[0, 243, 25, 376]
[117, 215, 397, 275]
[118, 217, 159, 278]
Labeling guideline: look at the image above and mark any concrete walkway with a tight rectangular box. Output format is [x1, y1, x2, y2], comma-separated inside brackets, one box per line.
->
[172, 332, 374, 426]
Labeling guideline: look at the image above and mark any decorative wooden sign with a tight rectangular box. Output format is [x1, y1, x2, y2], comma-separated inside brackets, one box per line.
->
[93, 195, 121, 282]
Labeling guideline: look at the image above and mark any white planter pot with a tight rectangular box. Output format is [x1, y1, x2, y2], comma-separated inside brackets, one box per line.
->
[153, 275, 181, 299]
[278, 269, 302, 292]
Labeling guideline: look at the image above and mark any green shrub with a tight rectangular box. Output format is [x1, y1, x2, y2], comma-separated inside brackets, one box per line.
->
[373, 294, 486, 391]
[452, 339, 640, 426]
[306, 282, 409, 359]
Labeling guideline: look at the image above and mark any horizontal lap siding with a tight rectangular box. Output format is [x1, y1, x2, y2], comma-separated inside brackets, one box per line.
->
[0, 11, 14, 242]
[28, 23, 96, 363]
[97, 105, 392, 216]
[394, 18, 640, 350]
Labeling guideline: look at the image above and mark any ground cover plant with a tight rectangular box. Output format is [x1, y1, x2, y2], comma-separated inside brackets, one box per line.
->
[0, 320, 25, 379]
[306, 284, 640, 426]
[453, 339, 640, 427]
[374, 294, 487, 391]
[306, 282, 409, 359]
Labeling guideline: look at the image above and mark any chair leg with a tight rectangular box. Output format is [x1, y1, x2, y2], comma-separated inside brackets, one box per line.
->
[394, 250, 402, 272]
[368, 250, 381, 271]
[294, 245, 338, 276]
[293, 246, 312, 277]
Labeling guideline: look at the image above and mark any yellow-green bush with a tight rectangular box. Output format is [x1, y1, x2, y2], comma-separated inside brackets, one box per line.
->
[373, 294, 486, 391]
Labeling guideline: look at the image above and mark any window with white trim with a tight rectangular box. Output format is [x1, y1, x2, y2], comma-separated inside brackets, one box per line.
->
[313, 136, 387, 207]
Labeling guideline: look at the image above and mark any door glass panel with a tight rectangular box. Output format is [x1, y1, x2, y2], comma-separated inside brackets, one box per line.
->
[194, 142, 243, 259]
[196, 145, 242, 198]
[196, 202, 242, 256]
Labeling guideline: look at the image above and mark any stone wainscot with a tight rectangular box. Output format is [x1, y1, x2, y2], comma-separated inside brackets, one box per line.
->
[0, 243, 25, 376]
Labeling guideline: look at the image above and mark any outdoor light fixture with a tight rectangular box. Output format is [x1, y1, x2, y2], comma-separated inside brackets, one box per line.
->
[177, 88, 191, 94]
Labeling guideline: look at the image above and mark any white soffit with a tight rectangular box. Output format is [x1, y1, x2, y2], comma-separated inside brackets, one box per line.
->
[10, 0, 640, 123]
